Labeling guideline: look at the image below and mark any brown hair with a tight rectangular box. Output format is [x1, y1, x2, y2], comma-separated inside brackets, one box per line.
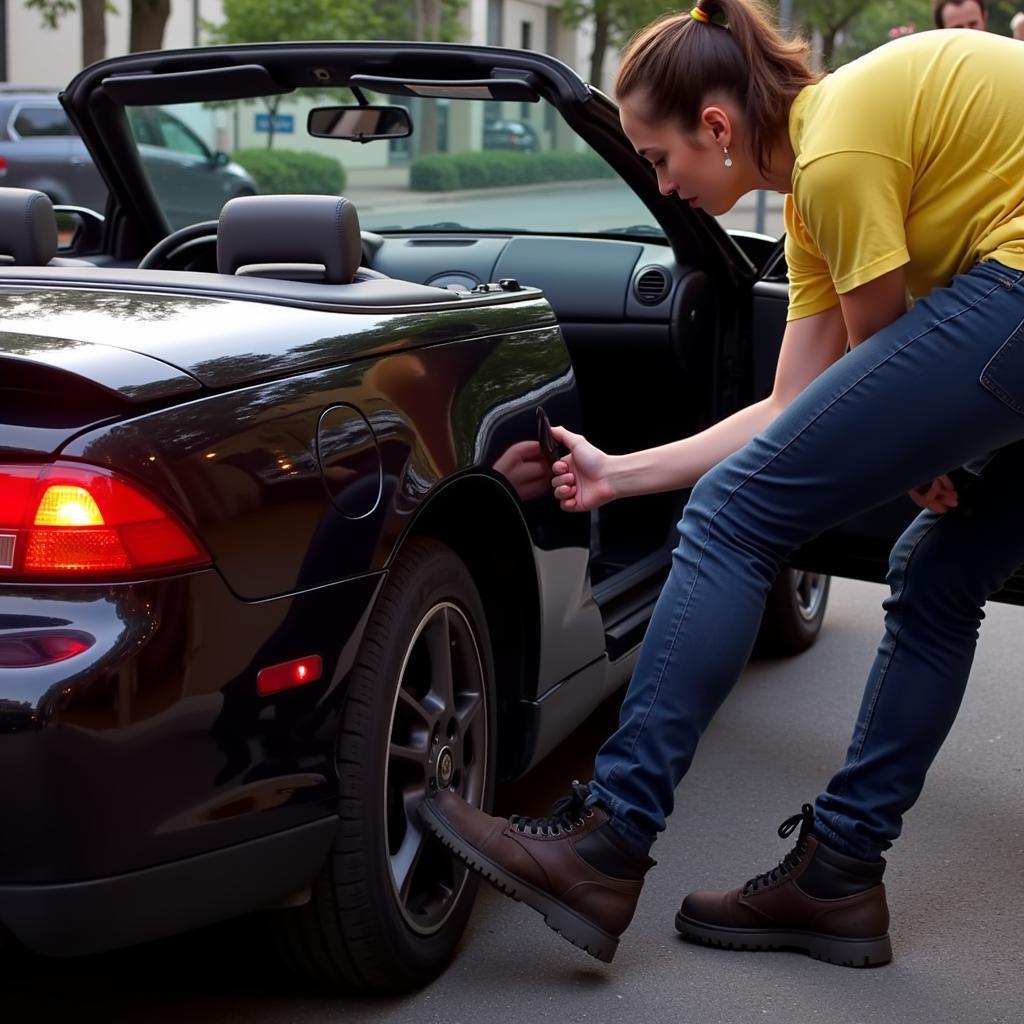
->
[614, 0, 820, 174]
[932, 0, 986, 27]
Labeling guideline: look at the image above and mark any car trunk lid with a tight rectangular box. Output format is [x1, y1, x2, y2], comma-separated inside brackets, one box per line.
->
[0, 296, 203, 456]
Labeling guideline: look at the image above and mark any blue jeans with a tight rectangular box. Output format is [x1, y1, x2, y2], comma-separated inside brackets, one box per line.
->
[588, 259, 1024, 860]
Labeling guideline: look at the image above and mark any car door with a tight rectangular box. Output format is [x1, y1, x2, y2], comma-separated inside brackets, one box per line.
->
[130, 107, 226, 229]
[5, 103, 76, 203]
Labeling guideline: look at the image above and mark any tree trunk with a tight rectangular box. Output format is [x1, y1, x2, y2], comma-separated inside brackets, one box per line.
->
[589, 5, 611, 89]
[81, 0, 106, 68]
[264, 96, 283, 151]
[822, 26, 839, 69]
[130, 0, 172, 53]
[416, 0, 443, 156]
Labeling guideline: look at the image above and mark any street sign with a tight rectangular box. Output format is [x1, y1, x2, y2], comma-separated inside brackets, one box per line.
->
[255, 113, 295, 134]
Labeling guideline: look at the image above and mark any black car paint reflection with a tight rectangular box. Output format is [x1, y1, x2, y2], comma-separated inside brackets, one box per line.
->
[0, 284, 593, 892]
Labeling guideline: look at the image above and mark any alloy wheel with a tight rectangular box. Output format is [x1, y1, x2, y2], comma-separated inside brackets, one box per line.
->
[383, 602, 489, 935]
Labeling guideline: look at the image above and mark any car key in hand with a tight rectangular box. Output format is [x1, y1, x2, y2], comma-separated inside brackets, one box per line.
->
[536, 406, 570, 466]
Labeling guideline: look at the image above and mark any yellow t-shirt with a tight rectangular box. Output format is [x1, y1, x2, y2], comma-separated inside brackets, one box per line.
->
[784, 29, 1024, 321]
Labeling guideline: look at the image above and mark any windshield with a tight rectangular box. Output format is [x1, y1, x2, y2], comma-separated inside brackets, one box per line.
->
[125, 89, 664, 238]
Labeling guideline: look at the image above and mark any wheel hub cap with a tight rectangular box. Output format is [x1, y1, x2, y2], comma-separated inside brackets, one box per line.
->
[436, 745, 455, 788]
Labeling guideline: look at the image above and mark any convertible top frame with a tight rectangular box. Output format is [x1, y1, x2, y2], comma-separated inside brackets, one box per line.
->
[57, 41, 754, 286]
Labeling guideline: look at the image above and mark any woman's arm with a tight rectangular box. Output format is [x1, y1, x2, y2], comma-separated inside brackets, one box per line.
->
[606, 303, 849, 498]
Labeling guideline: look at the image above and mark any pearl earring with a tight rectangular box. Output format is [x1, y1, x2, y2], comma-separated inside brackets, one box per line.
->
[723, 146, 733, 168]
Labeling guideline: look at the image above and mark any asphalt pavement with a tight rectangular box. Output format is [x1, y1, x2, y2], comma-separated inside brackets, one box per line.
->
[5, 577, 1022, 1023]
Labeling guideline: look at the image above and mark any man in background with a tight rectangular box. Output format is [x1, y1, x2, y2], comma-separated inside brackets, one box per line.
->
[933, 0, 988, 28]
[1011, 11, 1024, 37]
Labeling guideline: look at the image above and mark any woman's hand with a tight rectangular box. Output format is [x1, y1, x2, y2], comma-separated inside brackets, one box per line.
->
[549, 426, 617, 512]
[909, 474, 958, 513]
[492, 440, 550, 502]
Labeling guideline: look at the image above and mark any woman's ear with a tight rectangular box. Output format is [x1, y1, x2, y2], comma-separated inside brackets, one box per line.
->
[700, 105, 733, 149]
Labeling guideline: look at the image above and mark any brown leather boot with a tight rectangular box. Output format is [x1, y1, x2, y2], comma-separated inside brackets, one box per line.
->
[419, 781, 655, 962]
[676, 804, 892, 967]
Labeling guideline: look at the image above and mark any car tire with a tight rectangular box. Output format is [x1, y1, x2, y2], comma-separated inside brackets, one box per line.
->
[754, 568, 831, 657]
[274, 537, 496, 993]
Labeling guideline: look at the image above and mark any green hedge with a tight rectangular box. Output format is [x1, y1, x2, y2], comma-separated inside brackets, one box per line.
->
[231, 148, 346, 195]
[410, 150, 617, 192]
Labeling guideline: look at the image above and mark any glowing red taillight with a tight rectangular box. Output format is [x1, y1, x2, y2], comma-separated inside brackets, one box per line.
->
[0, 462, 209, 580]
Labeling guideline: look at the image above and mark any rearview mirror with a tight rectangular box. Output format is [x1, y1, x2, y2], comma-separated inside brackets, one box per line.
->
[307, 105, 413, 142]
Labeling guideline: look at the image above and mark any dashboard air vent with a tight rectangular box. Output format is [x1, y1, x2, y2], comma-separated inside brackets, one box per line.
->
[634, 266, 670, 305]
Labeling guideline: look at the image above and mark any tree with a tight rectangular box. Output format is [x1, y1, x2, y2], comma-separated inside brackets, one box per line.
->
[203, 0, 383, 148]
[203, 0, 383, 46]
[375, 0, 465, 41]
[829, 0, 1022, 65]
[414, 0, 443, 156]
[130, 0, 172, 53]
[26, 0, 107, 68]
[374, 0, 464, 155]
[559, 0, 675, 88]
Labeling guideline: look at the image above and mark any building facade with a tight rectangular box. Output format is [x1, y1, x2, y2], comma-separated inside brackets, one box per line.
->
[2, 1, 610, 175]
[2, 1, 607, 92]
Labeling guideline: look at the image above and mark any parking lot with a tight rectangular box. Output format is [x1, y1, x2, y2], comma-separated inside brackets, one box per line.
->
[5, 576, 1021, 1024]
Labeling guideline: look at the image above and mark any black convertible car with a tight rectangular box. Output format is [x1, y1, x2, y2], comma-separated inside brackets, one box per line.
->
[2, 40, 1020, 995]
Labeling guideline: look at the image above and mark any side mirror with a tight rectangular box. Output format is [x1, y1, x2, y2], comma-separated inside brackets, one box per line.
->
[307, 105, 413, 143]
[211, 150, 230, 168]
[52, 205, 105, 253]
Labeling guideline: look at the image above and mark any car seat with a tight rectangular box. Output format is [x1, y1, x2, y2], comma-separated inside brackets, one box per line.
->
[216, 194, 387, 284]
[0, 187, 95, 268]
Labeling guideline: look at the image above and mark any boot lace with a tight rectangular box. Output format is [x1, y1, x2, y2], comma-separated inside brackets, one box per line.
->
[742, 803, 814, 894]
[509, 780, 595, 837]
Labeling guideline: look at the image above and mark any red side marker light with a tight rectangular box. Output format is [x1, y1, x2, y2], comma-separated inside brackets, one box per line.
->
[257, 655, 322, 696]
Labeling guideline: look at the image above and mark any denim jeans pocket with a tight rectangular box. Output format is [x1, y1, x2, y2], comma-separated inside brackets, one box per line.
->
[980, 316, 1024, 415]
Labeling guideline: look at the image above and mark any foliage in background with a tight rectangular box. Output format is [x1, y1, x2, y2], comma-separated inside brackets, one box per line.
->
[202, 0, 384, 148]
[559, 0, 678, 86]
[830, 0, 931, 63]
[203, 0, 383, 45]
[792, 0, 875, 67]
[26, 0, 171, 66]
[26, 0, 107, 66]
[374, 0, 466, 42]
[202, 0, 466, 154]
[793, 0, 1024, 66]
[410, 150, 616, 191]
[25, 0, 76, 27]
[231, 148, 346, 194]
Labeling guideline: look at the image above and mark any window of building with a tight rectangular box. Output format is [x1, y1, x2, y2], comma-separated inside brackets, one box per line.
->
[486, 0, 504, 46]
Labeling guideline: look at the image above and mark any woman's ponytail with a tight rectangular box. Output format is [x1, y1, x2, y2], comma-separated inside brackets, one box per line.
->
[615, 0, 819, 173]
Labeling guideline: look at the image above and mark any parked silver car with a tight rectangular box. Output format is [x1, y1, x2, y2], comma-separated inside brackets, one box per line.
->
[0, 89, 255, 227]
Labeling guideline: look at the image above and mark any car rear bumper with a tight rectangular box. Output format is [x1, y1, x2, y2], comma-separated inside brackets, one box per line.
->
[0, 568, 382, 886]
[0, 815, 337, 955]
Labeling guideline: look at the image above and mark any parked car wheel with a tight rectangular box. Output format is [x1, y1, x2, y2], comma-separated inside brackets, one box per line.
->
[754, 569, 831, 657]
[274, 537, 496, 993]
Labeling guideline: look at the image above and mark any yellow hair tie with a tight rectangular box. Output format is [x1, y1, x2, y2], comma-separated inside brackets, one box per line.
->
[690, 6, 711, 22]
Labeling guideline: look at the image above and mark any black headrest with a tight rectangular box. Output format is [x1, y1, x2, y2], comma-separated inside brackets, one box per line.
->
[217, 194, 363, 284]
[0, 188, 58, 265]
